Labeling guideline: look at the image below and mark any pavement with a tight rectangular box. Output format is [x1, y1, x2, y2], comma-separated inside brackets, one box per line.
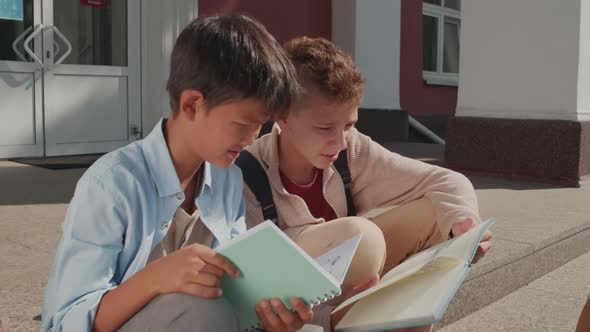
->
[0, 161, 85, 332]
[1, 143, 589, 331]
[442, 250, 590, 332]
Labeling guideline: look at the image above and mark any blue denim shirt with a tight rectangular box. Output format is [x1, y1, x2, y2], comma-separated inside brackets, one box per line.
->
[41, 119, 246, 332]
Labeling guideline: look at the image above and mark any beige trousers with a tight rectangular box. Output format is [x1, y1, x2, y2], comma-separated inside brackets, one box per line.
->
[293, 217, 387, 291]
[367, 198, 445, 273]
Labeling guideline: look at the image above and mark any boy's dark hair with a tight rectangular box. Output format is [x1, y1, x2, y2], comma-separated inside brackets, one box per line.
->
[166, 15, 300, 117]
[283, 37, 365, 104]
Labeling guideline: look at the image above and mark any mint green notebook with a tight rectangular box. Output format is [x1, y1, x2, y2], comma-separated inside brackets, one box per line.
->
[216, 220, 342, 332]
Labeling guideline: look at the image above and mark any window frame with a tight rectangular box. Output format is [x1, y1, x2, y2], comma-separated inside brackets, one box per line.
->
[422, 1, 461, 86]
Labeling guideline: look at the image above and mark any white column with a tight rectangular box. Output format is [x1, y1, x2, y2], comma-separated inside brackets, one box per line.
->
[457, 0, 590, 121]
[332, 0, 401, 110]
[141, 0, 199, 135]
[578, 0, 590, 118]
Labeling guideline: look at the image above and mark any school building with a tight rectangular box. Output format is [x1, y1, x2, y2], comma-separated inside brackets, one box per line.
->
[1, 0, 588, 185]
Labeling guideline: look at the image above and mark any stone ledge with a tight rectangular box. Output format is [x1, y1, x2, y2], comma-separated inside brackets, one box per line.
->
[445, 117, 590, 187]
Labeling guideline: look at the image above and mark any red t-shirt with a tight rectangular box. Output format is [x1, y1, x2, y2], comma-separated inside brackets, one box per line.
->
[279, 169, 336, 221]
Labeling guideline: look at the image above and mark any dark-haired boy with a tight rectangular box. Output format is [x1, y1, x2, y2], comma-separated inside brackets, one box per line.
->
[41, 15, 311, 332]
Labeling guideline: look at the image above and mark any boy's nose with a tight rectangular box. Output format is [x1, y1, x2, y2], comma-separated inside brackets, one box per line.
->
[336, 130, 347, 150]
[244, 130, 258, 146]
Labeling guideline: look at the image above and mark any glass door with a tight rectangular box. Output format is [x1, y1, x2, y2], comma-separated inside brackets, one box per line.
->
[42, 0, 141, 156]
[0, 0, 44, 158]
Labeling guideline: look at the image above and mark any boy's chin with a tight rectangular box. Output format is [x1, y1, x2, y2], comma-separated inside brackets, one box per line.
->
[210, 155, 238, 169]
[312, 159, 333, 170]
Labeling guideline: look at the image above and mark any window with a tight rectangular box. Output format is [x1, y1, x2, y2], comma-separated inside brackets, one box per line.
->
[423, 0, 460, 86]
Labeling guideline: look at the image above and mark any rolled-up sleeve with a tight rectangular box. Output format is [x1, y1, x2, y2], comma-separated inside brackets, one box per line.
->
[349, 130, 481, 239]
[43, 175, 126, 332]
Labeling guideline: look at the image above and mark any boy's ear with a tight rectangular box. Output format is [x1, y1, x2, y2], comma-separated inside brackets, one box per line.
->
[275, 113, 289, 128]
[178, 89, 206, 119]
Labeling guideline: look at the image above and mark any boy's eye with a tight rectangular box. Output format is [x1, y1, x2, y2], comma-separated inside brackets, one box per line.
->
[234, 121, 248, 127]
[316, 127, 332, 131]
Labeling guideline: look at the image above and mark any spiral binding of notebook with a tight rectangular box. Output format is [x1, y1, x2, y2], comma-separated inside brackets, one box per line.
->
[242, 290, 343, 331]
[311, 290, 342, 307]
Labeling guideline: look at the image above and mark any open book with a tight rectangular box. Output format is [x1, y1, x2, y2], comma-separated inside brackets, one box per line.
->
[215, 220, 362, 332]
[333, 218, 496, 332]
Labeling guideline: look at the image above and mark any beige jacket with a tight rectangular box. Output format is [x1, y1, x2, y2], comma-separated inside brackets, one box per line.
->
[243, 126, 480, 239]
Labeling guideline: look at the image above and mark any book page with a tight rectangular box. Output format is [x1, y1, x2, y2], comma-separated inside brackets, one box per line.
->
[315, 233, 363, 285]
[332, 252, 463, 313]
[332, 218, 495, 314]
[380, 240, 449, 283]
[432, 218, 496, 262]
[335, 263, 468, 331]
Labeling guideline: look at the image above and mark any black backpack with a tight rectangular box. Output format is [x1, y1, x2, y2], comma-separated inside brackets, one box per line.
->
[236, 150, 357, 223]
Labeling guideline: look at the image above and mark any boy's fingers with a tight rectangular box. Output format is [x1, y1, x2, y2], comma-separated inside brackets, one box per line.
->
[188, 271, 220, 287]
[256, 300, 281, 329]
[478, 241, 492, 254]
[472, 255, 481, 264]
[343, 274, 379, 299]
[271, 298, 300, 328]
[190, 244, 237, 276]
[481, 230, 493, 242]
[181, 283, 223, 299]
[451, 218, 474, 236]
[291, 298, 314, 322]
[201, 264, 225, 278]
[472, 241, 492, 264]
[353, 274, 379, 291]
[201, 252, 240, 278]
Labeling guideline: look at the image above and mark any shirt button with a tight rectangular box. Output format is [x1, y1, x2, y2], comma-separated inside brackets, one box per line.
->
[176, 193, 183, 200]
[162, 221, 169, 229]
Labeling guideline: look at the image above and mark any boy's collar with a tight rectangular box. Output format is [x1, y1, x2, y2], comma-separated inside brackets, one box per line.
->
[142, 118, 212, 198]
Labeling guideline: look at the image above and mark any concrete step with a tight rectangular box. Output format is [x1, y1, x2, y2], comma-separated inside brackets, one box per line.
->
[440, 249, 590, 331]
[436, 216, 590, 328]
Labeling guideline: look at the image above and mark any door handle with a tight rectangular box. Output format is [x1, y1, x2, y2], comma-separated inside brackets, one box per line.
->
[12, 26, 33, 62]
[53, 40, 61, 59]
[23, 24, 44, 68]
[45, 25, 72, 70]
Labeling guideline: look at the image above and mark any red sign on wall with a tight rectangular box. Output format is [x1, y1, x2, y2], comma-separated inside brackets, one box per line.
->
[80, 0, 106, 8]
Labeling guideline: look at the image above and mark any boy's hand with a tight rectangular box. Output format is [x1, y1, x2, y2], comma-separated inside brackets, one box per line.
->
[256, 298, 313, 332]
[451, 217, 493, 264]
[146, 243, 239, 298]
[341, 274, 380, 300]
[331, 274, 380, 329]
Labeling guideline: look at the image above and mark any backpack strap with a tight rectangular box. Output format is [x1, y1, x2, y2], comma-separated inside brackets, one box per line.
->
[235, 151, 278, 223]
[333, 149, 357, 217]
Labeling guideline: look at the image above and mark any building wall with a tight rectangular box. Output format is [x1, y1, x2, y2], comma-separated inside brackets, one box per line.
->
[141, 0, 199, 133]
[199, 0, 331, 44]
[399, 0, 458, 116]
[456, 0, 581, 121]
[333, 0, 402, 111]
[445, 0, 590, 185]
